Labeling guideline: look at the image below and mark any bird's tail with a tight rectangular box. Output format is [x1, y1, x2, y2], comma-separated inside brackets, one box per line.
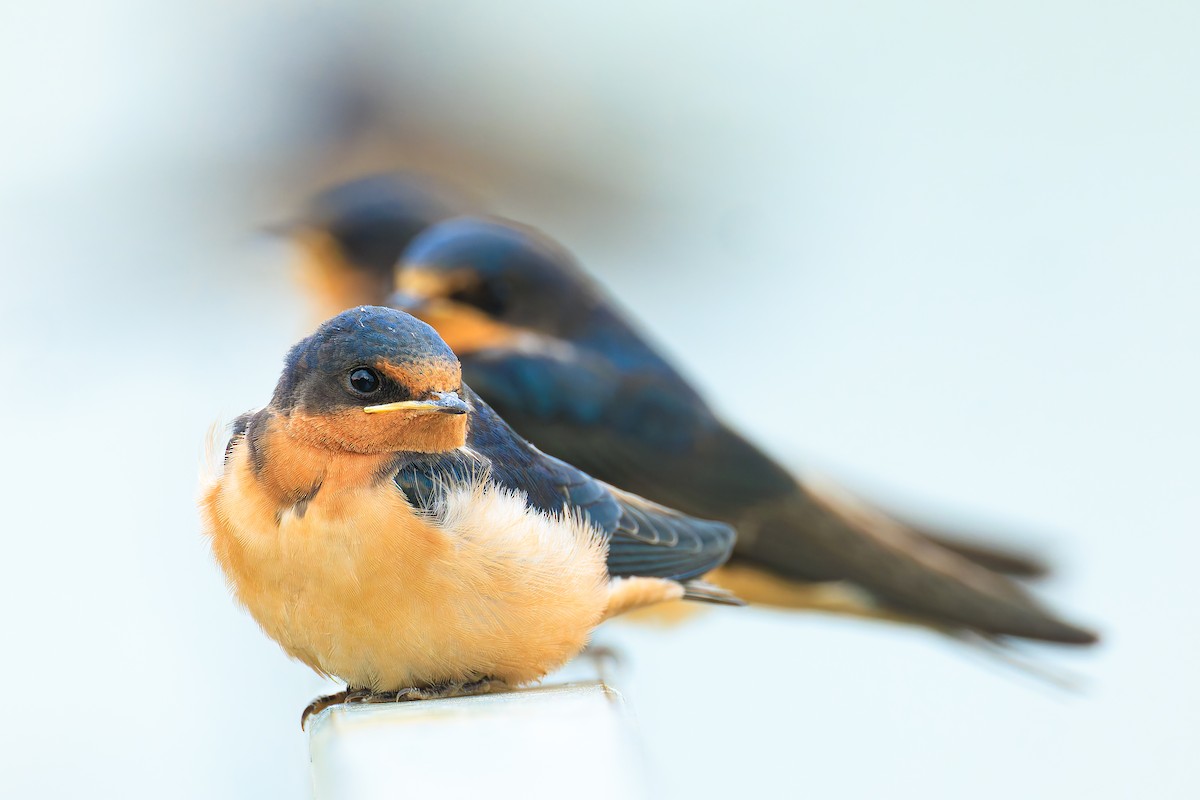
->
[911, 531, 1048, 579]
[681, 580, 745, 606]
[730, 477, 1098, 645]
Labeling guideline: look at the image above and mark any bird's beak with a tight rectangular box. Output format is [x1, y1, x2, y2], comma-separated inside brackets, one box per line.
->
[363, 391, 469, 416]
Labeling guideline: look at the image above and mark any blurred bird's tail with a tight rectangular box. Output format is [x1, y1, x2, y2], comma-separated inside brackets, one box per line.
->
[910, 531, 1048, 579]
[729, 477, 1098, 646]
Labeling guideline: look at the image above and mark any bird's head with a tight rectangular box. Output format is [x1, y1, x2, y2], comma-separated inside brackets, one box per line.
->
[294, 173, 461, 277]
[391, 217, 597, 350]
[271, 306, 470, 454]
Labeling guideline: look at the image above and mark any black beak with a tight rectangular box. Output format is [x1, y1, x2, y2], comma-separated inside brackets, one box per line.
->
[427, 391, 470, 415]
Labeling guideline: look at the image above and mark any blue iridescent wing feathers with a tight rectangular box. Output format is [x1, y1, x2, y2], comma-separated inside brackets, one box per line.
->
[392, 387, 736, 582]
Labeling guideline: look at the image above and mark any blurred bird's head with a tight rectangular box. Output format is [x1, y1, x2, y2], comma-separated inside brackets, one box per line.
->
[270, 306, 469, 455]
[392, 216, 601, 351]
[283, 174, 462, 315]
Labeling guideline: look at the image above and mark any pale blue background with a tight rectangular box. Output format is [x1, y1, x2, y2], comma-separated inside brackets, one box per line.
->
[1, 3, 1196, 798]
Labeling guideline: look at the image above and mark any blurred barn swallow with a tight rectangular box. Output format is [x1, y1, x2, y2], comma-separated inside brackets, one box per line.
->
[384, 217, 1098, 645]
[201, 306, 738, 727]
[289, 179, 1048, 581]
[280, 173, 463, 320]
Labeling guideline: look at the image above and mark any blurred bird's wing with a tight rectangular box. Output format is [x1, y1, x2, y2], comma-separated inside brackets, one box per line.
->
[456, 344, 1097, 644]
[465, 343, 1051, 577]
[459, 344, 799, 518]
[392, 391, 736, 583]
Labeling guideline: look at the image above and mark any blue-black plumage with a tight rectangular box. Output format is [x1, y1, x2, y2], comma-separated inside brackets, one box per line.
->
[384, 217, 1098, 645]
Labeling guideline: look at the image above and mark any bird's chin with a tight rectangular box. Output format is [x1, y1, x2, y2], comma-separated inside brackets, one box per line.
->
[281, 408, 468, 455]
[379, 412, 469, 454]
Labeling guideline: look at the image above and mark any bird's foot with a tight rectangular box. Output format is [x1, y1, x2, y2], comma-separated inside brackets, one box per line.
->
[355, 678, 510, 704]
[388, 677, 510, 702]
[301, 679, 509, 729]
[301, 688, 373, 730]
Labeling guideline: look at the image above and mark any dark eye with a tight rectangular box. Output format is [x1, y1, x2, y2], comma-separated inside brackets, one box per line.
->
[348, 367, 381, 394]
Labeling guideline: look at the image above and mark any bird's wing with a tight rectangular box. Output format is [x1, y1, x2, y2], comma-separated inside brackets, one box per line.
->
[462, 344, 1052, 575]
[460, 344, 799, 521]
[392, 390, 736, 583]
[456, 344, 1097, 644]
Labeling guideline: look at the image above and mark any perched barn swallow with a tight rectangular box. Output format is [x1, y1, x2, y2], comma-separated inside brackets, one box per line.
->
[201, 306, 738, 726]
[384, 217, 1098, 645]
[282, 174, 463, 320]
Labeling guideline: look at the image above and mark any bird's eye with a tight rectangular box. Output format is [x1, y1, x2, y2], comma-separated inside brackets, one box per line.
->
[348, 367, 381, 394]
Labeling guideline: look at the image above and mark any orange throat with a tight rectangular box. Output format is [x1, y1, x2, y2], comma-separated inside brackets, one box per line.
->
[273, 399, 468, 458]
[240, 411, 396, 505]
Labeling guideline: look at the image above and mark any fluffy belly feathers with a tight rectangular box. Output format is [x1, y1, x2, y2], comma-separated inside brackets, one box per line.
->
[201, 446, 610, 690]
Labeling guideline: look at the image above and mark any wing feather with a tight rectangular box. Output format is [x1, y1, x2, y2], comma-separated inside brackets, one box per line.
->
[392, 388, 736, 583]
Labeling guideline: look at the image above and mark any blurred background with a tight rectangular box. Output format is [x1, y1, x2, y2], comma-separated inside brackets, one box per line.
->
[1, 2, 1196, 797]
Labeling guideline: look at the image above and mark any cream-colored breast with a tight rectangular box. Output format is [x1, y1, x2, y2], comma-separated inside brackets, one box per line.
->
[201, 442, 611, 691]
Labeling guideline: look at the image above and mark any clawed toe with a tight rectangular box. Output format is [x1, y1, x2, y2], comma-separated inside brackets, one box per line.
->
[301, 688, 381, 728]
[394, 678, 502, 701]
[301, 689, 352, 730]
[302, 679, 510, 727]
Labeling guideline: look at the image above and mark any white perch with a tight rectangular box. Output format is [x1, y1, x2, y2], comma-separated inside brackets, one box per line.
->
[308, 676, 648, 800]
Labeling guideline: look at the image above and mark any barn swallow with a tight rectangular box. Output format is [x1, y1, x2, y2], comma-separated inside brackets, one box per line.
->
[281, 174, 462, 320]
[201, 306, 738, 727]
[288, 181, 1046, 578]
[385, 216, 1098, 645]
